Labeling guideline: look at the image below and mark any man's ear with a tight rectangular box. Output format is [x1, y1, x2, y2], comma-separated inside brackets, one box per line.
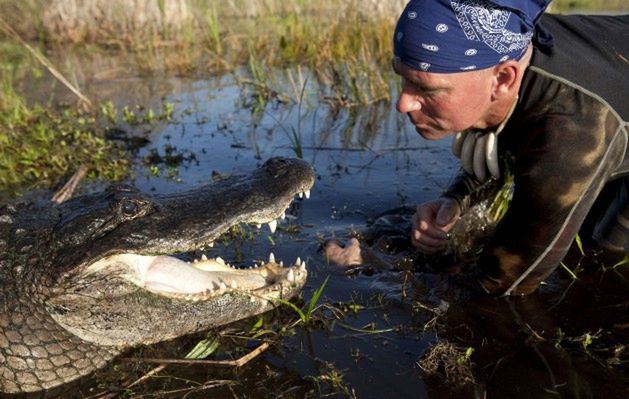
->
[491, 61, 521, 100]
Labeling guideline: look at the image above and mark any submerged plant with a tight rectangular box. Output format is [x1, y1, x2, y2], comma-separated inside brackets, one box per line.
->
[418, 341, 476, 388]
[308, 361, 357, 399]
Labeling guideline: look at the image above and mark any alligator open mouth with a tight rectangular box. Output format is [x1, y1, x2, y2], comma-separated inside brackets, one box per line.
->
[80, 182, 311, 299]
[85, 251, 308, 300]
[2, 157, 316, 394]
[48, 185, 313, 348]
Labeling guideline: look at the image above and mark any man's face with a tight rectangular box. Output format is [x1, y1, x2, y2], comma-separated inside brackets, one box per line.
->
[392, 58, 494, 140]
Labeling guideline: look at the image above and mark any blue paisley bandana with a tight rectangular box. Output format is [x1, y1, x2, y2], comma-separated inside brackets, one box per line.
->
[394, 0, 551, 73]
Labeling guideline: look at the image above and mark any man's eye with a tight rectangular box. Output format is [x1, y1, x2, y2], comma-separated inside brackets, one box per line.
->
[401, 78, 419, 91]
[401, 78, 437, 95]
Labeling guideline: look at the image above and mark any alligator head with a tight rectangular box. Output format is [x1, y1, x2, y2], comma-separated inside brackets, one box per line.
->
[0, 157, 315, 394]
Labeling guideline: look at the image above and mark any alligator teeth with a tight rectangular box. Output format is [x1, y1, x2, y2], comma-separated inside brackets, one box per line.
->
[268, 220, 277, 234]
[269, 252, 275, 263]
[279, 260, 284, 267]
[256, 223, 261, 229]
[286, 269, 295, 282]
[219, 282, 227, 292]
[215, 257, 225, 265]
[299, 261, 306, 273]
[230, 280, 238, 289]
[297, 192, 303, 199]
[201, 254, 208, 261]
[304, 190, 310, 199]
[296, 257, 301, 266]
[208, 242, 214, 248]
[280, 211, 285, 220]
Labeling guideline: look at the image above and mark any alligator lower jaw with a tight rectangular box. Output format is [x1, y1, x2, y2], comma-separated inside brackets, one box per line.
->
[85, 253, 307, 300]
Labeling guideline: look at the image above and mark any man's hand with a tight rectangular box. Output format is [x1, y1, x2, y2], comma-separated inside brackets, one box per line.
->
[411, 198, 461, 254]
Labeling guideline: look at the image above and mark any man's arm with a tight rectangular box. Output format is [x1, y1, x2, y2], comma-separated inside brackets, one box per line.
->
[476, 99, 627, 295]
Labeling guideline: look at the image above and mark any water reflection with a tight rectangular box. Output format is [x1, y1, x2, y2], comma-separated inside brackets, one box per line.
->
[423, 263, 629, 399]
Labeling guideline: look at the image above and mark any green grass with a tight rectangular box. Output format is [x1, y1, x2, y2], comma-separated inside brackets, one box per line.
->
[275, 275, 329, 327]
[0, 77, 129, 194]
[185, 336, 220, 360]
[4, 0, 622, 111]
[549, 0, 627, 12]
[0, 0, 399, 108]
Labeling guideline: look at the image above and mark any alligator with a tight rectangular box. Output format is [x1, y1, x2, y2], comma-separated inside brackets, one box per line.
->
[0, 157, 315, 395]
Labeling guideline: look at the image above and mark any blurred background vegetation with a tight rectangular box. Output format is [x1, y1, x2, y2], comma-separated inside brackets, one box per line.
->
[0, 0, 626, 195]
[2, 0, 623, 79]
[549, 0, 627, 12]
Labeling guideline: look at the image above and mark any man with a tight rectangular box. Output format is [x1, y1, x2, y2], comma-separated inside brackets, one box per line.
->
[326, 0, 628, 295]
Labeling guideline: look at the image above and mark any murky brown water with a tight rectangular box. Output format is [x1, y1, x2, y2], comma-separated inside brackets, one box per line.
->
[9, 53, 629, 398]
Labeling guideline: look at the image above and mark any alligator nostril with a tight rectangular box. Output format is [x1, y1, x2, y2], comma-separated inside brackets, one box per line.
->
[264, 157, 289, 177]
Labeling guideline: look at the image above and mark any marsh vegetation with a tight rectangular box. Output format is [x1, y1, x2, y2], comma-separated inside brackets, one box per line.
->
[2, 0, 626, 194]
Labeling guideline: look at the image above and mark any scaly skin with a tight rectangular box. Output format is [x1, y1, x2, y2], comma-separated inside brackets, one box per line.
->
[0, 157, 314, 394]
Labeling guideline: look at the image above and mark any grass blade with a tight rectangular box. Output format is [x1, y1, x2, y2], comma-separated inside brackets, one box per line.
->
[306, 276, 329, 321]
[560, 262, 578, 280]
[185, 337, 220, 360]
[273, 297, 306, 322]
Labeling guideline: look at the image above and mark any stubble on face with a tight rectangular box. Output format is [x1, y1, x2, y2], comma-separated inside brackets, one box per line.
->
[393, 58, 496, 139]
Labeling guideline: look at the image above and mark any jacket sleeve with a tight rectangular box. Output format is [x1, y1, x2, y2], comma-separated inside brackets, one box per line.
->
[475, 97, 627, 295]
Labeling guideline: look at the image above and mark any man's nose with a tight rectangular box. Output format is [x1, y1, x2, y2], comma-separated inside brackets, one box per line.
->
[396, 91, 421, 113]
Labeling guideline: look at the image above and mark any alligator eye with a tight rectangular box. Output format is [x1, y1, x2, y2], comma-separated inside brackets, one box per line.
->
[264, 157, 288, 177]
[122, 202, 138, 216]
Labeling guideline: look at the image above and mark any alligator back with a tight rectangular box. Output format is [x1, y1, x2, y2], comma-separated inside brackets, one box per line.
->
[0, 202, 117, 393]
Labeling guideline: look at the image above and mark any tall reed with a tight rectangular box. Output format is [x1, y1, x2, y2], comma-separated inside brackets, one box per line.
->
[1, 0, 404, 107]
[2, 0, 623, 109]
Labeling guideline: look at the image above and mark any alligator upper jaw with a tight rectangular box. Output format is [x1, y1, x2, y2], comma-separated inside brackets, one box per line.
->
[85, 252, 307, 298]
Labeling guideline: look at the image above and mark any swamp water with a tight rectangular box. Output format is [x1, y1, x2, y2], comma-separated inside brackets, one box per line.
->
[11, 53, 629, 398]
